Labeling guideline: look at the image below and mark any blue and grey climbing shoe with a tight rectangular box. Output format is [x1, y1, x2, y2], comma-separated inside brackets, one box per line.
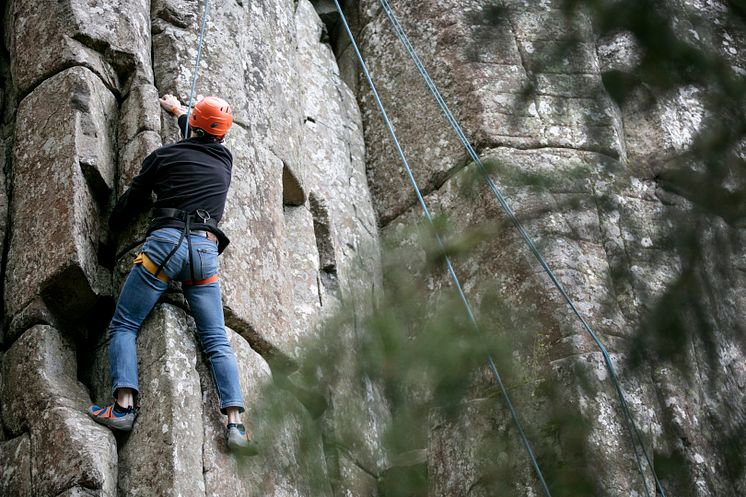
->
[88, 402, 138, 431]
[226, 423, 258, 455]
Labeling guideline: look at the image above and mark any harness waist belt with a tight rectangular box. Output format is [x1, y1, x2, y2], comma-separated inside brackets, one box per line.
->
[152, 207, 219, 228]
[191, 230, 219, 242]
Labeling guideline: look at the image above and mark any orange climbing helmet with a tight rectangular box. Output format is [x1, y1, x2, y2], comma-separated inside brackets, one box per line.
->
[189, 96, 233, 139]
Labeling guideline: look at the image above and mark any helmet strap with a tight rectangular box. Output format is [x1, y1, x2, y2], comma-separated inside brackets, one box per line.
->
[191, 127, 223, 143]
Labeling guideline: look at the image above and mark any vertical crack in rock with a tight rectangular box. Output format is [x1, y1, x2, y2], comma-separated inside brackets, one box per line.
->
[283, 161, 307, 206]
[0, 0, 15, 344]
[309, 193, 339, 293]
[360, 1, 746, 494]
[503, 6, 546, 131]
[2, 325, 117, 495]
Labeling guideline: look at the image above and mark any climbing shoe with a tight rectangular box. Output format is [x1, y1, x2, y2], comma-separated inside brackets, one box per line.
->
[226, 423, 258, 455]
[87, 402, 137, 431]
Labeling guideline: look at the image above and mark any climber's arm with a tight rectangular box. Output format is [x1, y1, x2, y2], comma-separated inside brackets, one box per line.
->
[109, 150, 158, 231]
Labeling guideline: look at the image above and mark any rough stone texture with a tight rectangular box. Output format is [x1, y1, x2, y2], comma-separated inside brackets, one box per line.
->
[6, 0, 743, 496]
[296, 0, 381, 299]
[0, 140, 7, 305]
[58, 488, 102, 497]
[0, 325, 117, 496]
[117, 304, 204, 497]
[151, 0, 300, 357]
[0, 433, 32, 497]
[284, 204, 325, 341]
[2, 1, 383, 497]
[9, 0, 152, 96]
[320, 321, 390, 479]
[2, 324, 91, 434]
[361, 0, 746, 495]
[200, 327, 333, 497]
[357, 0, 622, 224]
[219, 124, 295, 356]
[114, 83, 163, 276]
[382, 148, 668, 494]
[152, 0, 303, 172]
[429, 397, 519, 497]
[377, 111, 745, 495]
[337, 455, 379, 497]
[6, 296, 61, 345]
[5, 66, 116, 321]
[0, 351, 3, 439]
[32, 406, 118, 497]
[147, 0, 381, 360]
[296, 2, 389, 485]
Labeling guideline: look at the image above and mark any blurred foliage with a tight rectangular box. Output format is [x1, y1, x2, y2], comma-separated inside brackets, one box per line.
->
[248, 0, 746, 495]
[253, 222, 600, 496]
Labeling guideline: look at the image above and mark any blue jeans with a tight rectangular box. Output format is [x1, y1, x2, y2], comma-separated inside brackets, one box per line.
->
[108, 227, 245, 413]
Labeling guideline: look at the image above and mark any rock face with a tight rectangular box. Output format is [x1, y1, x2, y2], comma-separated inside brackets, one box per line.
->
[5, 66, 116, 320]
[1, 325, 117, 496]
[115, 304, 204, 497]
[2, 0, 381, 496]
[353, 0, 746, 495]
[1, 0, 744, 496]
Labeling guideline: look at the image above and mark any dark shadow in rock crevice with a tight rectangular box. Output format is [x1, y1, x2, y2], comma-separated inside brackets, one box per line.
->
[309, 193, 339, 293]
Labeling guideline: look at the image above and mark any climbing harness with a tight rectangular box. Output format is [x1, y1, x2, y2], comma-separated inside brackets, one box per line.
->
[133, 253, 170, 283]
[116, 207, 221, 288]
[146, 208, 218, 285]
[373, 2, 667, 496]
[332, 1, 553, 495]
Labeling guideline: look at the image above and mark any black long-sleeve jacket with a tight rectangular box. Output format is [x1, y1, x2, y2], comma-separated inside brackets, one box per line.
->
[110, 115, 232, 251]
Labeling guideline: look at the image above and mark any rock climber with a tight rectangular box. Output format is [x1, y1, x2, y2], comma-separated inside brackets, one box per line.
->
[88, 94, 256, 454]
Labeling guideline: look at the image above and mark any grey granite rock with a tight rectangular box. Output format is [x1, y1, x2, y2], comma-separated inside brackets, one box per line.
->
[9, 0, 152, 95]
[118, 304, 204, 497]
[5, 67, 116, 321]
[57, 487, 101, 497]
[118, 84, 162, 154]
[0, 325, 117, 496]
[0, 433, 32, 497]
[31, 406, 117, 497]
[357, 0, 622, 223]
[200, 326, 333, 497]
[283, 204, 325, 343]
[219, 126, 295, 357]
[3, 0, 742, 495]
[336, 454, 379, 497]
[0, 141, 6, 327]
[1, 324, 89, 435]
[152, 0, 303, 173]
[297, 0, 382, 299]
[6, 297, 61, 346]
[143, 0, 381, 362]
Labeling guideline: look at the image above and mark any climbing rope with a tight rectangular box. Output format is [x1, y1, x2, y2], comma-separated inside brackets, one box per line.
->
[374, 0, 666, 495]
[332, 1, 553, 495]
[183, 0, 210, 139]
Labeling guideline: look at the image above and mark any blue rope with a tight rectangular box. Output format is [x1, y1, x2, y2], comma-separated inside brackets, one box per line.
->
[332, 2, 553, 495]
[376, 1, 666, 495]
[183, 0, 210, 139]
